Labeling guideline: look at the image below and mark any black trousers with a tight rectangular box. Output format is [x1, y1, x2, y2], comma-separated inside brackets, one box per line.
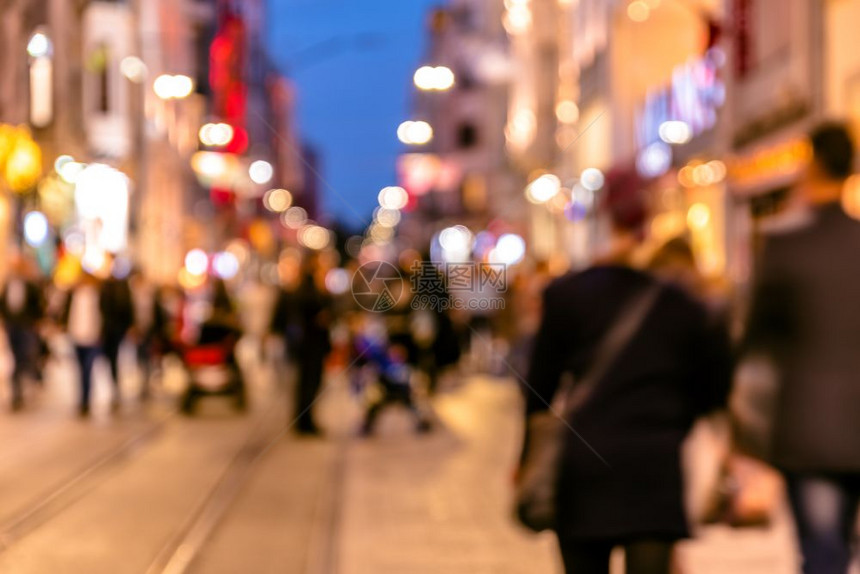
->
[74, 345, 102, 412]
[559, 538, 674, 574]
[6, 326, 39, 406]
[294, 347, 325, 431]
[102, 334, 125, 391]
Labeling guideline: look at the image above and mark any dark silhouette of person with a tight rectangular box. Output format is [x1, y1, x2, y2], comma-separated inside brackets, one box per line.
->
[100, 262, 134, 410]
[1, 257, 44, 411]
[522, 177, 732, 574]
[742, 122, 860, 574]
[291, 253, 332, 435]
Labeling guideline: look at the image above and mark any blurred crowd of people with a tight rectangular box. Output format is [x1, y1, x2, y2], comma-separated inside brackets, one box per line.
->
[0, 254, 190, 416]
[3, 120, 860, 573]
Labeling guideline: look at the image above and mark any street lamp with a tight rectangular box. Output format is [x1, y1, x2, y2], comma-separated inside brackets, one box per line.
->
[397, 121, 433, 145]
[153, 74, 194, 100]
[248, 160, 274, 185]
[199, 122, 234, 147]
[378, 186, 409, 210]
[414, 66, 455, 91]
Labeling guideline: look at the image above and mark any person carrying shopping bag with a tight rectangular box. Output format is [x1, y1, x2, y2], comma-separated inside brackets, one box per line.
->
[517, 177, 733, 574]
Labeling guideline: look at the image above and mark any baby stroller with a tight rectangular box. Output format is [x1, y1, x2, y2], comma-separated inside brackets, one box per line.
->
[354, 329, 431, 436]
[179, 319, 246, 414]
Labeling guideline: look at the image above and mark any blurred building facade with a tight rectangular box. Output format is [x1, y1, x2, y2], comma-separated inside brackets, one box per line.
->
[494, 0, 860, 284]
[400, 1, 515, 247]
[0, 0, 307, 285]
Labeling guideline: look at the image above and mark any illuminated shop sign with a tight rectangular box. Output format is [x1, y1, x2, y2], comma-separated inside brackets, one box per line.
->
[728, 137, 811, 190]
[636, 53, 726, 149]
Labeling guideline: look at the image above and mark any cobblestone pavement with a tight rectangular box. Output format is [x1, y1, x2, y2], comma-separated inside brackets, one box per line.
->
[0, 346, 839, 574]
[334, 377, 804, 574]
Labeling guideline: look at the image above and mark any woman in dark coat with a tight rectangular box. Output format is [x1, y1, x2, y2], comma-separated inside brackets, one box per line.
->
[522, 183, 733, 573]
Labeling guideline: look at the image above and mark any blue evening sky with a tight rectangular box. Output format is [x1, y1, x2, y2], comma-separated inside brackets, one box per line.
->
[266, 0, 438, 228]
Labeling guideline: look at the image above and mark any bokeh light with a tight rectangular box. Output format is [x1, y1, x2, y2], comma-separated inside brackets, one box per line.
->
[378, 186, 409, 210]
[526, 174, 561, 204]
[23, 211, 49, 247]
[281, 206, 308, 229]
[249, 160, 274, 185]
[213, 251, 240, 280]
[580, 168, 605, 192]
[263, 188, 293, 212]
[184, 249, 209, 276]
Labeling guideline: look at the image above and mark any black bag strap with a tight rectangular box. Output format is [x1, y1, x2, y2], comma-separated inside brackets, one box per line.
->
[562, 282, 663, 416]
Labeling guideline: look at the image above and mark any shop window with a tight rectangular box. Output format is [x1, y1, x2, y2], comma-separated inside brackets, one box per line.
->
[87, 43, 112, 114]
[750, 186, 791, 219]
[457, 123, 479, 149]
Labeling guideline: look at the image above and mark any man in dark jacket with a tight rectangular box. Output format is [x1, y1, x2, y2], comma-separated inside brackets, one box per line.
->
[744, 122, 860, 574]
[271, 253, 331, 436]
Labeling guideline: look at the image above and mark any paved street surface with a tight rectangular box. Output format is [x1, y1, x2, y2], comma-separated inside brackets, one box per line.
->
[0, 343, 809, 573]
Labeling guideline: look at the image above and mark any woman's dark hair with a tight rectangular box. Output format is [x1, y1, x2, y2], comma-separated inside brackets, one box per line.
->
[605, 168, 648, 234]
[810, 122, 855, 180]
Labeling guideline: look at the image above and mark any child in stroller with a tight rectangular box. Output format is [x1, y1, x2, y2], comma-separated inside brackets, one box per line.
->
[353, 316, 431, 436]
[180, 280, 246, 414]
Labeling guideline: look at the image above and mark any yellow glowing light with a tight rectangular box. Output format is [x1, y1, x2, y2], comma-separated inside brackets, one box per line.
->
[651, 212, 686, 239]
[299, 224, 331, 250]
[504, 5, 532, 34]
[263, 188, 293, 212]
[375, 207, 402, 227]
[627, 0, 650, 22]
[248, 220, 276, 253]
[199, 122, 234, 147]
[154, 74, 194, 100]
[692, 164, 716, 186]
[178, 268, 207, 290]
[707, 160, 727, 183]
[369, 223, 394, 242]
[843, 175, 860, 220]
[54, 254, 82, 289]
[687, 203, 711, 229]
[414, 66, 455, 91]
[678, 166, 696, 188]
[526, 174, 561, 204]
[506, 109, 536, 148]
[556, 100, 580, 124]
[192, 151, 229, 179]
[5, 137, 42, 193]
[0, 124, 17, 168]
[281, 206, 308, 229]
